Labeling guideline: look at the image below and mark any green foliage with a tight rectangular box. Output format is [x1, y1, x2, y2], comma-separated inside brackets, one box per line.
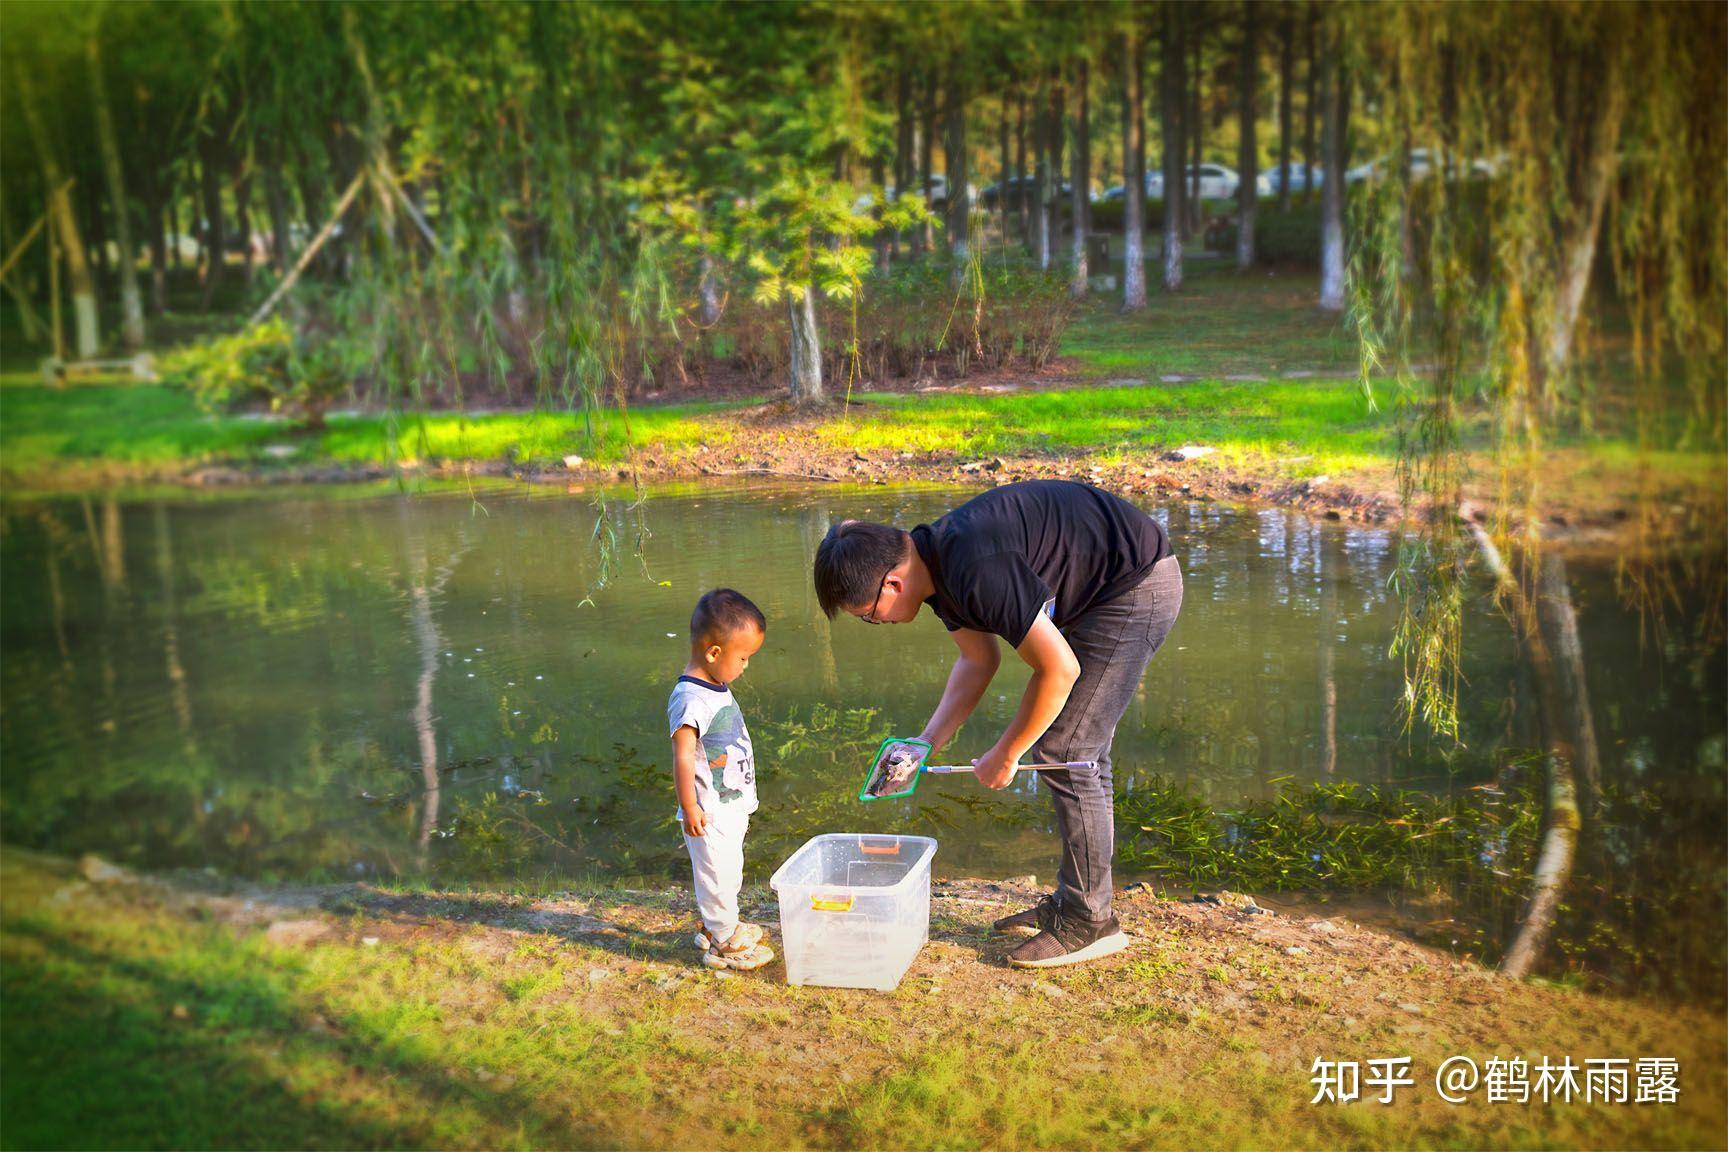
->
[160, 318, 350, 430]
[160, 320, 294, 414]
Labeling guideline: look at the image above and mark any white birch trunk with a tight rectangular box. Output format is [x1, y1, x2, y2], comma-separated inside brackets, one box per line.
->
[1318, 18, 1346, 313]
[1122, 21, 1147, 310]
[788, 285, 823, 404]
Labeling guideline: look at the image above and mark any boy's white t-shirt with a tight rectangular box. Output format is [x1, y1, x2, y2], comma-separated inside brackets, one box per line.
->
[667, 676, 759, 816]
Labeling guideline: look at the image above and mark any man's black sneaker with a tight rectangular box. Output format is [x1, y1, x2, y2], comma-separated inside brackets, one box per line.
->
[991, 893, 1059, 937]
[1007, 910, 1131, 969]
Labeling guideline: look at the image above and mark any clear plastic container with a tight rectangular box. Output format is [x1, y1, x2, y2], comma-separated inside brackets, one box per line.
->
[768, 833, 938, 991]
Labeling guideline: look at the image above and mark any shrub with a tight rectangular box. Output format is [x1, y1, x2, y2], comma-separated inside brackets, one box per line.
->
[161, 317, 350, 429]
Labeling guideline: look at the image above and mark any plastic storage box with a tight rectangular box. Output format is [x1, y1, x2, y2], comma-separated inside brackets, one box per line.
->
[769, 833, 938, 991]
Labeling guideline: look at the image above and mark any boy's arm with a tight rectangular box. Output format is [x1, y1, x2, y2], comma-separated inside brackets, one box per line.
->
[917, 627, 1002, 751]
[672, 725, 707, 837]
[973, 614, 1080, 789]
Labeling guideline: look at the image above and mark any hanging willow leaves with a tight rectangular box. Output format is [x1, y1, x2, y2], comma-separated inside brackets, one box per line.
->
[1346, 2, 1726, 732]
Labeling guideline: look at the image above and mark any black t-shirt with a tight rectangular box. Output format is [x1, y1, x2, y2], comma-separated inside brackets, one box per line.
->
[910, 480, 1173, 647]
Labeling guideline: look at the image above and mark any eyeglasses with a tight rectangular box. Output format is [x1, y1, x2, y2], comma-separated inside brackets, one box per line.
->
[860, 569, 892, 625]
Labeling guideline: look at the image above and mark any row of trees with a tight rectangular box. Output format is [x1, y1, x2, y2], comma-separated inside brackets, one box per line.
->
[1, 2, 1719, 420]
[3, 2, 1392, 398]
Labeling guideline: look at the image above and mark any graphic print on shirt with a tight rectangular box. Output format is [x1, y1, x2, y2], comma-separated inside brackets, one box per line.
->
[700, 701, 753, 803]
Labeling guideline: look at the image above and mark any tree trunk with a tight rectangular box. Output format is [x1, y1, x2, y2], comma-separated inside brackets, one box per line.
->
[1277, 4, 1294, 212]
[1187, 21, 1203, 237]
[1161, 2, 1186, 292]
[788, 284, 823, 404]
[170, 194, 183, 272]
[1045, 72, 1064, 272]
[998, 85, 1012, 233]
[1069, 56, 1091, 299]
[1318, 11, 1346, 312]
[699, 250, 723, 325]
[944, 71, 968, 275]
[1015, 88, 1029, 243]
[88, 32, 144, 349]
[265, 140, 293, 275]
[1303, 3, 1318, 207]
[144, 180, 168, 315]
[235, 167, 256, 288]
[1545, 63, 1626, 385]
[1033, 72, 1051, 269]
[198, 133, 226, 311]
[918, 71, 936, 253]
[894, 65, 913, 256]
[1236, 0, 1261, 270]
[15, 56, 100, 359]
[1123, 18, 1147, 310]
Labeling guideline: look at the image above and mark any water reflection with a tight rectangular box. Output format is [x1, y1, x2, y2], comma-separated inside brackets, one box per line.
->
[0, 482, 1721, 994]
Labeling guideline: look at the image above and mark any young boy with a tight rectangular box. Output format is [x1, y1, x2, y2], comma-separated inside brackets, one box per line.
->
[668, 588, 775, 971]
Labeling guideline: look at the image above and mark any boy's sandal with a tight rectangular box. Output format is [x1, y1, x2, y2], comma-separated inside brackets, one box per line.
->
[693, 923, 764, 954]
[700, 940, 775, 972]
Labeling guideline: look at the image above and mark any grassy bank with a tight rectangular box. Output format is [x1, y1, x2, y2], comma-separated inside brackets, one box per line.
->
[2, 265, 1719, 530]
[3, 849, 1723, 1150]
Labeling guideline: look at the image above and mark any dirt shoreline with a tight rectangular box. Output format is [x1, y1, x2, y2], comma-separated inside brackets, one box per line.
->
[9, 397, 1699, 553]
[10, 848, 1724, 1149]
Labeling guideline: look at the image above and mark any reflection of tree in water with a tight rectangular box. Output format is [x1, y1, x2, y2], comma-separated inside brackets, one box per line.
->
[400, 507, 472, 852]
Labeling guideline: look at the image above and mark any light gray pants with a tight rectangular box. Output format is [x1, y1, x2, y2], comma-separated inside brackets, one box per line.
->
[1030, 555, 1183, 921]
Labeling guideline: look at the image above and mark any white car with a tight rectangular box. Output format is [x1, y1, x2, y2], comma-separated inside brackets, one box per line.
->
[1146, 163, 1256, 201]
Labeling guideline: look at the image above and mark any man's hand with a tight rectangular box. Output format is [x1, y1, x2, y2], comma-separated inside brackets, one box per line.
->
[972, 745, 1019, 790]
[682, 807, 708, 837]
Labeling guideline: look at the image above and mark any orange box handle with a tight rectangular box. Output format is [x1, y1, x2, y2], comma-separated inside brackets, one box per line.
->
[858, 838, 901, 856]
[810, 892, 855, 912]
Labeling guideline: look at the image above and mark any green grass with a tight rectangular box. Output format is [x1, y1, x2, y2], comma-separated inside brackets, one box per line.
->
[0, 372, 737, 482]
[2, 263, 1718, 510]
[833, 378, 1393, 479]
[4, 850, 1723, 1150]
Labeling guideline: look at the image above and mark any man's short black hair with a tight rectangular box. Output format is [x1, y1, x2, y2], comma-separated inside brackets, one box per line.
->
[691, 588, 766, 645]
[814, 520, 908, 619]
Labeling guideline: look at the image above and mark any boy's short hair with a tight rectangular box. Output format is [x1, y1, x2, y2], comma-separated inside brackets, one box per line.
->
[691, 588, 766, 645]
[814, 520, 908, 619]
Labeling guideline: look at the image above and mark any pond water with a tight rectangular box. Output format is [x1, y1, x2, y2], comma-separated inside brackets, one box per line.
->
[1, 482, 1721, 996]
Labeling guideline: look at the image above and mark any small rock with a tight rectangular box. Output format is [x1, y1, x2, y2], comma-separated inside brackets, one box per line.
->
[587, 968, 611, 984]
[473, 1067, 496, 1083]
[1398, 1003, 1423, 1015]
[1161, 445, 1217, 463]
[1309, 919, 1340, 934]
[78, 854, 127, 884]
[262, 444, 299, 460]
[361, 936, 380, 947]
[563, 454, 585, 470]
[1284, 946, 1309, 957]
[709, 969, 734, 981]
[1033, 982, 1068, 998]
[494, 1075, 517, 1091]
[171, 1003, 190, 1020]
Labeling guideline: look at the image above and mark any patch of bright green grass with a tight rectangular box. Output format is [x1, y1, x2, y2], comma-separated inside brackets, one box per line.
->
[829, 378, 1395, 479]
[0, 373, 744, 484]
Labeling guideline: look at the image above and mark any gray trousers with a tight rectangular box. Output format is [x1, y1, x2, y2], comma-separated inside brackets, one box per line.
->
[1029, 554, 1183, 921]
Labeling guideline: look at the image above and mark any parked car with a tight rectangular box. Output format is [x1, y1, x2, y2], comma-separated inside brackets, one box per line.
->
[1265, 163, 1323, 195]
[1105, 163, 1263, 201]
[1345, 148, 1495, 185]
